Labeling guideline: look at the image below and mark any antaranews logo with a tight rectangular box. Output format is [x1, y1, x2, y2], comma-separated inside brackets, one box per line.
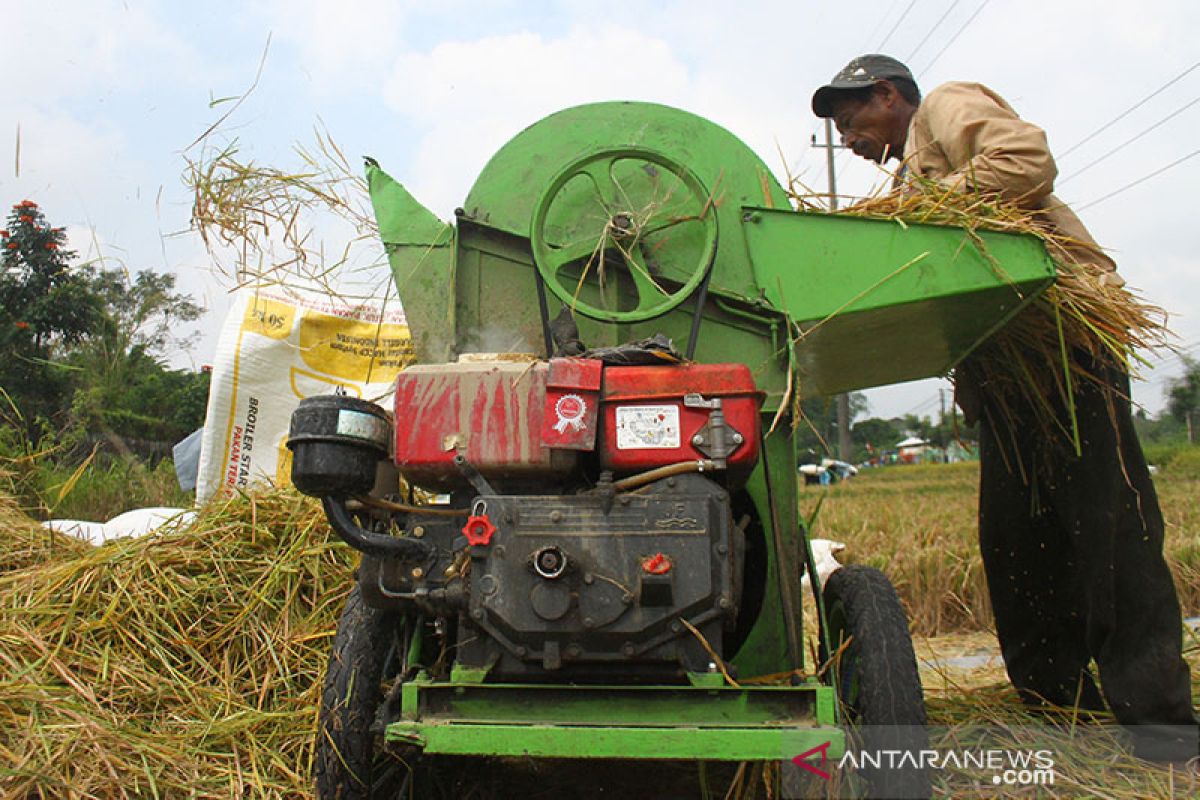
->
[790, 741, 834, 780]
[789, 741, 1055, 786]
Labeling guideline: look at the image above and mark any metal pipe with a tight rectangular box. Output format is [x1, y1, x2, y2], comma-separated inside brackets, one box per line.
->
[354, 494, 469, 518]
[322, 496, 433, 560]
[612, 460, 718, 491]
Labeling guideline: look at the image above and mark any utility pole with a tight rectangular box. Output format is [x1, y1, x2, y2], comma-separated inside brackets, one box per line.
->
[814, 119, 853, 462]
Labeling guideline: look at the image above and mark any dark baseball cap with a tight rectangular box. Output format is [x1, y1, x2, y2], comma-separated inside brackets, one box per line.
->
[812, 54, 916, 117]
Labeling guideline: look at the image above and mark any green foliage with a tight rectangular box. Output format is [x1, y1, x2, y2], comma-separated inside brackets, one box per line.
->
[1164, 445, 1200, 480]
[850, 417, 900, 462]
[1141, 441, 1186, 467]
[0, 200, 207, 448]
[0, 201, 99, 433]
[795, 392, 869, 456]
[0, 422, 189, 520]
[1132, 407, 1188, 447]
[1165, 355, 1199, 444]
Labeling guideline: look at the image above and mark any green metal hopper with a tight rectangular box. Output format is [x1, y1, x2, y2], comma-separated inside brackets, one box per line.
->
[370, 101, 1054, 407]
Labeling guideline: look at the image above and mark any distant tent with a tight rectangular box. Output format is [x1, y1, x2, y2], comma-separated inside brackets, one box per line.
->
[895, 436, 927, 449]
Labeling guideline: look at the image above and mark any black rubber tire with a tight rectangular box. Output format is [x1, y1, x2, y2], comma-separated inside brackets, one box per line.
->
[315, 585, 409, 800]
[822, 565, 931, 799]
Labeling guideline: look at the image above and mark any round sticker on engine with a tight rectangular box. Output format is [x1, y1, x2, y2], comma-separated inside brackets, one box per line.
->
[615, 405, 681, 449]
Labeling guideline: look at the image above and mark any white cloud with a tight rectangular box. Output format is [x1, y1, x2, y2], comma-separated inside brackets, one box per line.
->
[0, 2, 200, 104]
[0, 109, 129, 212]
[253, 0, 414, 91]
[379, 26, 692, 214]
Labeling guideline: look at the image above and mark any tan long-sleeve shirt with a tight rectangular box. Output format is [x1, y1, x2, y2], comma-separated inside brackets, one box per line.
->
[902, 81, 1121, 283]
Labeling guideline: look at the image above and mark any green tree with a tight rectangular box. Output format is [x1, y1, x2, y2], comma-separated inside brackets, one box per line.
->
[795, 392, 869, 456]
[1166, 356, 1200, 444]
[67, 267, 206, 444]
[1, 201, 207, 450]
[851, 417, 901, 461]
[0, 201, 104, 439]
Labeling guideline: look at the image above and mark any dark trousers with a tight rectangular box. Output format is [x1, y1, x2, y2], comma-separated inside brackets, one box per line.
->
[977, 360, 1197, 759]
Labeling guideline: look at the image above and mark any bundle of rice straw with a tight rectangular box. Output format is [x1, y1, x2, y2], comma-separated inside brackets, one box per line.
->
[789, 177, 1170, 467]
[0, 480, 89, 574]
[0, 489, 353, 798]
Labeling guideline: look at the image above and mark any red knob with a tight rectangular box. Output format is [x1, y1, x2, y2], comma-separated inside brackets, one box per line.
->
[462, 514, 497, 546]
[642, 553, 672, 575]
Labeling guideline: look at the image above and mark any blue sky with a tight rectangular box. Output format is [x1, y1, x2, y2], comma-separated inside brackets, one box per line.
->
[4, 0, 1198, 420]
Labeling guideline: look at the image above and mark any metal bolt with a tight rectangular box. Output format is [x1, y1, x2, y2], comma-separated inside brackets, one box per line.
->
[622, 642, 636, 657]
[621, 593, 634, 605]
[550, 510, 563, 523]
[692, 434, 704, 445]
[411, 526, 425, 538]
[718, 597, 732, 610]
[716, 543, 728, 556]
[566, 644, 582, 658]
[670, 621, 682, 633]
[515, 646, 528, 658]
[732, 433, 743, 444]
[583, 573, 595, 585]
[471, 608, 484, 620]
[582, 617, 595, 629]
[411, 566, 425, 579]
[618, 495, 630, 505]
[666, 477, 676, 487]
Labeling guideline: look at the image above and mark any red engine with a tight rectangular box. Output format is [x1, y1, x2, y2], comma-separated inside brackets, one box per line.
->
[392, 356, 763, 491]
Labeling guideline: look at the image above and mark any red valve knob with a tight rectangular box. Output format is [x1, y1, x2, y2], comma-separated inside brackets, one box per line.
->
[642, 553, 672, 575]
[462, 514, 497, 546]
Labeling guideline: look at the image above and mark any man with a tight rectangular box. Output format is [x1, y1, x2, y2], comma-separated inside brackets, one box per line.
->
[811, 55, 1197, 761]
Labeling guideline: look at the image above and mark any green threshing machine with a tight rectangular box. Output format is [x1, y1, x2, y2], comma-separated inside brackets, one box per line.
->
[286, 102, 1055, 797]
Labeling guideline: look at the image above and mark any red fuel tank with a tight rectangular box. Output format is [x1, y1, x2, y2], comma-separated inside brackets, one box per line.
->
[393, 358, 579, 491]
[598, 363, 763, 486]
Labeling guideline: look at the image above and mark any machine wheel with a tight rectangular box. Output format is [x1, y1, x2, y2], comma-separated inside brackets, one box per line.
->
[821, 565, 931, 798]
[530, 146, 719, 323]
[315, 585, 411, 800]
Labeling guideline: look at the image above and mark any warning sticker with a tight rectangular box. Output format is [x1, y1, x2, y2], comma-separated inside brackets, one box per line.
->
[616, 405, 681, 450]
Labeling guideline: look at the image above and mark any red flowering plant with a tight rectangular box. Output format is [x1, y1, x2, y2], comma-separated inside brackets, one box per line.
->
[1, 201, 78, 317]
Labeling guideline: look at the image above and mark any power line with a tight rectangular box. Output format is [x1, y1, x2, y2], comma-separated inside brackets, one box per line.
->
[800, 0, 904, 163]
[905, 0, 962, 61]
[1058, 93, 1200, 184]
[1075, 146, 1200, 211]
[859, 0, 903, 54]
[1147, 341, 1200, 370]
[918, 0, 990, 78]
[877, 0, 919, 52]
[900, 392, 944, 417]
[1059, 59, 1200, 159]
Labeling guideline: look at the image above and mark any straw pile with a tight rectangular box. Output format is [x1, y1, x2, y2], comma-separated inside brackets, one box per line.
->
[0, 489, 353, 798]
[788, 178, 1171, 460]
[0, 473, 91, 574]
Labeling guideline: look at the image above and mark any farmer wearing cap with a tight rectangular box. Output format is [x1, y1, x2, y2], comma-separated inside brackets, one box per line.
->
[811, 55, 1198, 761]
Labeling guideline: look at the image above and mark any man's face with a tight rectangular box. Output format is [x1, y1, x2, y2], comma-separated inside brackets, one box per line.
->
[829, 87, 904, 164]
